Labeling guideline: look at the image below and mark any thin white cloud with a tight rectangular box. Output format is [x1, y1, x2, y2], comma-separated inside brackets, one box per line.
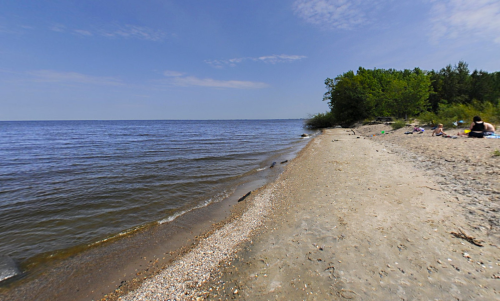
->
[0, 24, 32, 35]
[258, 54, 307, 63]
[172, 76, 268, 89]
[160, 71, 268, 89]
[50, 24, 66, 33]
[428, 0, 500, 44]
[163, 70, 185, 77]
[49, 24, 167, 41]
[27, 70, 123, 86]
[7, 69, 265, 89]
[205, 54, 307, 68]
[99, 25, 166, 41]
[292, 0, 377, 29]
[74, 29, 92, 36]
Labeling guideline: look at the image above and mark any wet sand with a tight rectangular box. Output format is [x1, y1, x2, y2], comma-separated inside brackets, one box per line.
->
[190, 126, 500, 300]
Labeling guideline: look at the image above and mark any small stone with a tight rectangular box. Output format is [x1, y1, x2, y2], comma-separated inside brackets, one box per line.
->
[233, 289, 239, 294]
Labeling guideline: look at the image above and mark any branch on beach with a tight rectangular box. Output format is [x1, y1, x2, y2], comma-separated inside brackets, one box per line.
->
[419, 186, 440, 191]
[237, 191, 252, 202]
[451, 228, 484, 247]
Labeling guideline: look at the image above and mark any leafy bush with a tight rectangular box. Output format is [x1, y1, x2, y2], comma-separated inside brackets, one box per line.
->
[362, 118, 373, 125]
[417, 111, 438, 126]
[391, 119, 406, 130]
[305, 111, 336, 129]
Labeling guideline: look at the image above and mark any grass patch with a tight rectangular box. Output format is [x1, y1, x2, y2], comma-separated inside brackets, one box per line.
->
[305, 111, 336, 129]
[493, 150, 500, 157]
[391, 119, 406, 130]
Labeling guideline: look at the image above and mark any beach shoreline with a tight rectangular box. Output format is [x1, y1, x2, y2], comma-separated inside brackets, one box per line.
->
[5, 124, 499, 300]
[117, 125, 500, 300]
[0, 128, 312, 301]
[112, 133, 318, 301]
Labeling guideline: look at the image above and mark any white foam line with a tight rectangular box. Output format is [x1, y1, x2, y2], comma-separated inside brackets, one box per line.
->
[158, 189, 232, 225]
[89, 190, 234, 247]
[89, 225, 146, 246]
[158, 209, 192, 225]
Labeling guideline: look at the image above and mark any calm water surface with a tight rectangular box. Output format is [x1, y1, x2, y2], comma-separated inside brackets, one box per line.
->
[0, 120, 314, 265]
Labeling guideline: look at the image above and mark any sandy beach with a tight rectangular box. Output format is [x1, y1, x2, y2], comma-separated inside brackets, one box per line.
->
[3, 2, 500, 300]
[115, 125, 500, 300]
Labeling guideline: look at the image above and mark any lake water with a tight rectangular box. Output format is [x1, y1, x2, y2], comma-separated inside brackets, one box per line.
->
[0, 120, 314, 271]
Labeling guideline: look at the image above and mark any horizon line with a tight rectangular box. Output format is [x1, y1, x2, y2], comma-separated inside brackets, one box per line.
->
[0, 118, 308, 122]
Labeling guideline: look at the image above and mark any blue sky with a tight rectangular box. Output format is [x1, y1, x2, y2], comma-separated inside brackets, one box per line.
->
[1, 0, 500, 120]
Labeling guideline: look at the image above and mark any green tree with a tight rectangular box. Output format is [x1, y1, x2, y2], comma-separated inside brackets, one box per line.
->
[470, 70, 492, 102]
[318, 61, 497, 128]
[324, 72, 369, 126]
[401, 72, 431, 118]
[439, 61, 470, 104]
[428, 70, 445, 113]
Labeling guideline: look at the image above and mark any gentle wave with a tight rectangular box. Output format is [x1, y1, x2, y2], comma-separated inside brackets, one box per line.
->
[158, 189, 231, 225]
[0, 120, 315, 264]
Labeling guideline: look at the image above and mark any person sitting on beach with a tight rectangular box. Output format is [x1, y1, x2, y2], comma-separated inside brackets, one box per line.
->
[432, 124, 446, 136]
[458, 116, 488, 138]
[484, 122, 496, 136]
[413, 125, 424, 133]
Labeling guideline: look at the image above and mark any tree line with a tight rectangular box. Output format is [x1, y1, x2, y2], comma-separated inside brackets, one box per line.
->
[309, 61, 500, 128]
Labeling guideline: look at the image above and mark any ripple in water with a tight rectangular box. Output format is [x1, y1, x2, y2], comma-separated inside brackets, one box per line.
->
[0, 120, 316, 266]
